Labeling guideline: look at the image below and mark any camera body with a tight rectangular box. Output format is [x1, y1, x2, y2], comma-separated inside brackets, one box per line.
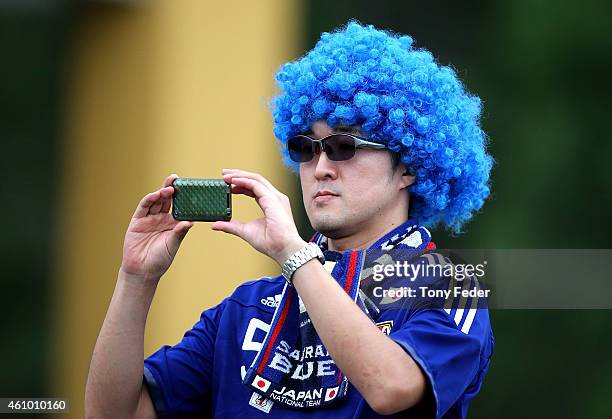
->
[172, 178, 232, 222]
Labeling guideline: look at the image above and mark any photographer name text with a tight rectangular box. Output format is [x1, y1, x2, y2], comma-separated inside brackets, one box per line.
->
[372, 286, 490, 299]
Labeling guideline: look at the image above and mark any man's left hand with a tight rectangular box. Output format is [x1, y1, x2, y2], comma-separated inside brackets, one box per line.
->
[211, 169, 306, 265]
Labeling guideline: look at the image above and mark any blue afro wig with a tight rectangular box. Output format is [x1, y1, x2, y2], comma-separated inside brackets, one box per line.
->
[271, 21, 493, 233]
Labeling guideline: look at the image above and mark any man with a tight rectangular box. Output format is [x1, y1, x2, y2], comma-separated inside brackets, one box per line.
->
[86, 21, 493, 418]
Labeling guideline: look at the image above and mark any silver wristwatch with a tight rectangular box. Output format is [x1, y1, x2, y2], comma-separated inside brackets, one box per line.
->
[281, 242, 325, 284]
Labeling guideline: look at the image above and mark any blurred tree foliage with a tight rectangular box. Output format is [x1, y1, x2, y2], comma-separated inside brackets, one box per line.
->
[0, 2, 69, 406]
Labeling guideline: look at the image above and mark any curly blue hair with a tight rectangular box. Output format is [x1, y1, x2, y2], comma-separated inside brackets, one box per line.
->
[271, 21, 493, 233]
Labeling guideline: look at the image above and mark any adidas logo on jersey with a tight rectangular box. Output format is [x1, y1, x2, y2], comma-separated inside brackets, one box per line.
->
[260, 294, 282, 308]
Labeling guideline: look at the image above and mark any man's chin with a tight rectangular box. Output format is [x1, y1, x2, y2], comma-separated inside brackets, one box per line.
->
[310, 215, 346, 237]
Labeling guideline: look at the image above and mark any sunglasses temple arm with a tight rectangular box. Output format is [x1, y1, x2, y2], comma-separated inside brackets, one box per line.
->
[353, 137, 387, 149]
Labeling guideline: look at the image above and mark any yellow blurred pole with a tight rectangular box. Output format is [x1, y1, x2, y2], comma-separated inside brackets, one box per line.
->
[52, 1, 301, 417]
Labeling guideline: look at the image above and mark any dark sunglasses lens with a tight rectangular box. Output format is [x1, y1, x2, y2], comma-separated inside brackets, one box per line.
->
[288, 136, 313, 162]
[324, 135, 356, 161]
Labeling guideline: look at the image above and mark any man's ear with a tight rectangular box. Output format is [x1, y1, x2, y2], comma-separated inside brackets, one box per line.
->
[398, 165, 415, 189]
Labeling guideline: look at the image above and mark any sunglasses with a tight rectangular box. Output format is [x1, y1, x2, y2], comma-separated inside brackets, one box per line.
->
[287, 133, 387, 163]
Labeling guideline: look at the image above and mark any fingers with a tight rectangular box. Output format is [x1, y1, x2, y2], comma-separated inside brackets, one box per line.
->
[135, 174, 177, 218]
[225, 177, 270, 202]
[229, 183, 256, 198]
[133, 190, 161, 218]
[222, 169, 283, 197]
[133, 186, 174, 218]
[223, 170, 293, 217]
[149, 201, 163, 215]
[211, 220, 245, 239]
[149, 186, 173, 215]
[161, 174, 178, 213]
[162, 173, 178, 188]
[166, 221, 193, 254]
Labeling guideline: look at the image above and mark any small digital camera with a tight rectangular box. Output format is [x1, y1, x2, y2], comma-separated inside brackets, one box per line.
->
[171, 178, 232, 222]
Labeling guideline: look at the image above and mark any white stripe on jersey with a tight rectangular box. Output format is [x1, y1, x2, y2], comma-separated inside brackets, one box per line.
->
[461, 308, 478, 334]
[454, 308, 465, 326]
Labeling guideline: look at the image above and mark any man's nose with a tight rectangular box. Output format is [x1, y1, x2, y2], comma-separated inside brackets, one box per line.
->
[313, 146, 338, 180]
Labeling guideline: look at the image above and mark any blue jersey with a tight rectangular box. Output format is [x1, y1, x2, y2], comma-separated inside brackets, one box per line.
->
[144, 257, 494, 418]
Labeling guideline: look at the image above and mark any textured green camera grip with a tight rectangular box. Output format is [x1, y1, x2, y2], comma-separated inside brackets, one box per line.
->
[172, 178, 232, 222]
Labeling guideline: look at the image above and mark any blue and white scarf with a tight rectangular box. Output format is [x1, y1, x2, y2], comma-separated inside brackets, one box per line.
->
[242, 219, 434, 410]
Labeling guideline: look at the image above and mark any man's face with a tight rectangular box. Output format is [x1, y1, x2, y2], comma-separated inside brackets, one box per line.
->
[299, 120, 412, 239]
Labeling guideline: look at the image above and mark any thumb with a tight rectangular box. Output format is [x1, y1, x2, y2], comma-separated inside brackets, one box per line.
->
[167, 221, 193, 254]
[211, 220, 245, 239]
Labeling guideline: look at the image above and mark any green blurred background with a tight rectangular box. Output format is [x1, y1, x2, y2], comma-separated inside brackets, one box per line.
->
[1, 0, 611, 417]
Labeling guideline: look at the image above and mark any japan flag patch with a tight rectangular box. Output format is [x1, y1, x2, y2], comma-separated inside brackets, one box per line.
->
[325, 386, 339, 401]
[251, 375, 271, 393]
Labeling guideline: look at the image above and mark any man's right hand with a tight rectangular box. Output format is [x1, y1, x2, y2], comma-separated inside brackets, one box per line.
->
[120, 174, 193, 281]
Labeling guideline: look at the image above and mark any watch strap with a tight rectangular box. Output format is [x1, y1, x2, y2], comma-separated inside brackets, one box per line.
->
[281, 242, 325, 284]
